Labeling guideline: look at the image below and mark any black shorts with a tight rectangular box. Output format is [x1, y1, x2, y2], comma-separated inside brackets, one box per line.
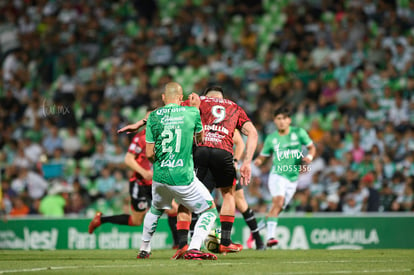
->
[235, 181, 242, 191]
[129, 180, 152, 212]
[203, 169, 239, 193]
[193, 147, 236, 190]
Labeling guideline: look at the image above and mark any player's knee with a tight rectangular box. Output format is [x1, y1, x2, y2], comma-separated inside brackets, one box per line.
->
[274, 203, 284, 212]
[220, 186, 234, 195]
[272, 198, 284, 210]
[131, 213, 145, 226]
[133, 220, 143, 226]
[131, 218, 143, 226]
[178, 204, 191, 214]
[221, 190, 234, 201]
[165, 208, 177, 216]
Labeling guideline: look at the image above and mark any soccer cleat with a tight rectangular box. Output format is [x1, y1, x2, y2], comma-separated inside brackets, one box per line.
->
[171, 244, 188, 260]
[137, 250, 151, 259]
[256, 243, 266, 250]
[219, 242, 243, 254]
[88, 212, 102, 234]
[247, 233, 254, 249]
[266, 238, 279, 247]
[183, 249, 217, 260]
[255, 236, 265, 250]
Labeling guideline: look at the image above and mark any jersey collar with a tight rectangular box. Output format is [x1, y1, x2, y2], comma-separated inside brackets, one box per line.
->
[278, 126, 291, 136]
[165, 103, 180, 107]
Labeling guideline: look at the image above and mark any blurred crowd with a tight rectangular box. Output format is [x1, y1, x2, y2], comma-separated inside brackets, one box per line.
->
[0, 0, 413, 218]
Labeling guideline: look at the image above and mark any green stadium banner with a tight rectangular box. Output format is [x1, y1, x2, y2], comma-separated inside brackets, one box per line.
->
[1, 214, 413, 250]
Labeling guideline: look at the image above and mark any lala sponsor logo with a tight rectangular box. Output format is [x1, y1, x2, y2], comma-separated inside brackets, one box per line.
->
[160, 159, 184, 168]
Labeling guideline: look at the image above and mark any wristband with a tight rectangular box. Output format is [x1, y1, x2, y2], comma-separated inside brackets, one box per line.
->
[233, 158, 238, 163]
[306, 154, 313, 161]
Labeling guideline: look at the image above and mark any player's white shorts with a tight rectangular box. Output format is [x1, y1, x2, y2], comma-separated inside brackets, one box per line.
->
[267, 173, 298, 209]
[152, 175, 214, 214]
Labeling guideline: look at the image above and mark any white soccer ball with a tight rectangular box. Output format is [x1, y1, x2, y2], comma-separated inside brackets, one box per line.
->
[204, 229, 221, 253]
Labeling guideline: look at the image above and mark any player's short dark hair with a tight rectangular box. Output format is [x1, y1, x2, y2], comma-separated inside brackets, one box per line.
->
[274, 107, 291, 118]
[203, 86, 224, 96]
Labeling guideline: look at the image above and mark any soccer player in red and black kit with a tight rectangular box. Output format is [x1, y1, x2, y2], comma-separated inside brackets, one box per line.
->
[88, 111, 179, 247]
[197, 130, 265, 250]
[185, 86, 259, 253]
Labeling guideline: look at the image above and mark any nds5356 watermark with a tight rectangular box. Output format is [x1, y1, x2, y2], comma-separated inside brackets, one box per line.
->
[275, 164, 311, 173]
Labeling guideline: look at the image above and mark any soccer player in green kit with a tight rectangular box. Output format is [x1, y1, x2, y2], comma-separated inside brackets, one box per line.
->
[134, 82, 219, 260]
[254, 107, 316, 247]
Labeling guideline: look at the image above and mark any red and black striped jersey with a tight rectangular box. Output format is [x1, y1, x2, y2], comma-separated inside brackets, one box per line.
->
[187, 96, 250, 154]
[127, 129, 152, 186]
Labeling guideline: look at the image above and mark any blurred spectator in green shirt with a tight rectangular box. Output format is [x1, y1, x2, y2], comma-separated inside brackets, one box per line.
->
[39, 182, 72, 217]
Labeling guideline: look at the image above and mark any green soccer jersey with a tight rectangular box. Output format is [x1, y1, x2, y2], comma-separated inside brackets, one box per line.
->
[146, 103, 203, 186]
[260, 126, 313, 182]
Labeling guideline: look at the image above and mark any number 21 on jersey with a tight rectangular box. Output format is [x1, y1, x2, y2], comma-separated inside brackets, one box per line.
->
[161, 128, 182, 153]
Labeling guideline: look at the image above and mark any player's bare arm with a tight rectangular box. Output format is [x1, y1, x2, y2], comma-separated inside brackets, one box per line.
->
[195, 129, 204, 145]
[240, 121, 258, 163]
[145, 142, 156, 163]
[118, 118, 147, 134]
[239, 121, 258, 185]
[233, 130, 245, 169]
[302, 143, 316, 164]
[253, 155, 268, 167]
[124, 152, 153, 180]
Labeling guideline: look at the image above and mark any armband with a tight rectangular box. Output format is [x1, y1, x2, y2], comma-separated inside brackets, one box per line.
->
[306, 154, 313, 161]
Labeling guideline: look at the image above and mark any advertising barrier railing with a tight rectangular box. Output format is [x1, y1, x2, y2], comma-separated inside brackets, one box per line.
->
[1, 214, 413, 250]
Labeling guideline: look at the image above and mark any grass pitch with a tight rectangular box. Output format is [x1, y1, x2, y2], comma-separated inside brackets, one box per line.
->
[0, 249, 413, 274]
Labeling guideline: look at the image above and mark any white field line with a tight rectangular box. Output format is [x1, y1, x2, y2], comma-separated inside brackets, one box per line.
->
[269, 270, 412, 274]
[0, 261, 411, 274]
